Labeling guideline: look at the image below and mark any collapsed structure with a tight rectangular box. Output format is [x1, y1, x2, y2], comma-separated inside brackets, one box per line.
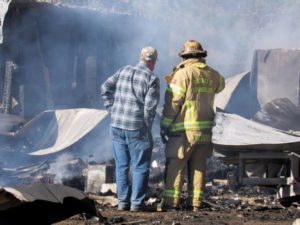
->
[0, 0, 168, 221]
[0, 1, 168, 170]
[0, 0, 169, 118]
[0, 0, 300, 222]
[214, 49, 300, 204]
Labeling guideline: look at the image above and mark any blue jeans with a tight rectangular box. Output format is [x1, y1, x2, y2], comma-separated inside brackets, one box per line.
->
[110, 126, 152, 210]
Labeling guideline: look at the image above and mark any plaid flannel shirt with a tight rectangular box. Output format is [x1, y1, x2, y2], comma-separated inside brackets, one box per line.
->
[101, 62, 160, 130]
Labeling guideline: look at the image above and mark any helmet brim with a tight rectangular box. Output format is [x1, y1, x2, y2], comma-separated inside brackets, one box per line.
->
[179, 50, 207, 57]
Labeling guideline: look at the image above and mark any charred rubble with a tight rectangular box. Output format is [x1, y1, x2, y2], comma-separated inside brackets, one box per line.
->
[213, 49, 300, 208]
[0, 0, 171, 223]
[0, 0, 169, 183]
[0, 0, 300, 224]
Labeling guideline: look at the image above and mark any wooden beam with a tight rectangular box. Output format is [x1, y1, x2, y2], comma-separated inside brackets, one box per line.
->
[2, 61, 16, 114]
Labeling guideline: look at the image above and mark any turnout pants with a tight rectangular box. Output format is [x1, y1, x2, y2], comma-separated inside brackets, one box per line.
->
[162, 133, 212, 208]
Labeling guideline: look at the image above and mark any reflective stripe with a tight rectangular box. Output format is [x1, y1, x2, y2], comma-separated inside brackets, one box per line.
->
[163, 189, 181, 198]
[217, 75, 225, 93]
[161, 116, 173, 127]
[195, 63, 207, 69]
[170, 121, 214, 132]
[192, 64, 213, 94]
[185, 101, 193, 122]
[196, 133, 212, 143]
[191, 87, 213, 93]
[189, 190, 203, 199]
[167, 84, 186, 97]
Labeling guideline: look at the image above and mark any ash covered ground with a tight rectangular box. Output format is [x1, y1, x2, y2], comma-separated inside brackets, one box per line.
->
[55, 141, 299, 225]
[0, 137, 298, 224]
[55, 184, 299, 225]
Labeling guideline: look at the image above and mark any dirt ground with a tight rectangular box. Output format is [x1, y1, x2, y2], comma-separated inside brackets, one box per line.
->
[55, 205, 297, 225]
[55, 186, 299, 225]
[54, 163, 300, 225]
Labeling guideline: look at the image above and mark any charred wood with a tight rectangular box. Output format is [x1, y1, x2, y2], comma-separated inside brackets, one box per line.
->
[2, 61, 16, 114]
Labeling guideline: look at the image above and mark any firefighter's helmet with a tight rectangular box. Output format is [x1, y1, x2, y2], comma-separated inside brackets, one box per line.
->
[179, 40, 207, 58]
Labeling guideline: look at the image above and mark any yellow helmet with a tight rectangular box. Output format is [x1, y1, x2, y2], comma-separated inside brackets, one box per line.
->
[179, 40, 207, 58]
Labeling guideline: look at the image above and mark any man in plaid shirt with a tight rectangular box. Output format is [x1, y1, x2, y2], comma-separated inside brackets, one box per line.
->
[101, 46, 160, 212]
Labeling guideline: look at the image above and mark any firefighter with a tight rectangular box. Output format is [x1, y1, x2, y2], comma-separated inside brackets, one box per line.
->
[160, 40, 225, 211]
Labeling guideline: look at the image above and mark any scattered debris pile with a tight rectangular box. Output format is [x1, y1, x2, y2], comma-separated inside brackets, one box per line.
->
[213, 49, 300, 208]
[70, 180, 298, 225]
[0, 1, 300, 223]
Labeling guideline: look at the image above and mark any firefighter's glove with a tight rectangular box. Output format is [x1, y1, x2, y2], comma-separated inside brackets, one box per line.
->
[160, 128, 170, 144]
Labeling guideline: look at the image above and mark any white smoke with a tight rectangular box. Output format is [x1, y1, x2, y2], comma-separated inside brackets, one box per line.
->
[64, 0, 300, 77]
[46, 153, 84, 184]
[2, 0, 300, 170]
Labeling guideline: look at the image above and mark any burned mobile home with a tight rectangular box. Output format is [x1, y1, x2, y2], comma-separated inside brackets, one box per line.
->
[214, 49, 300, 204]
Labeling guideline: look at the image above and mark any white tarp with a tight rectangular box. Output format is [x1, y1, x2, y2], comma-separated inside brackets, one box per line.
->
[29, 108, 107, 156]
[0, 0, 11, 44]
[9, 108, 108, 156]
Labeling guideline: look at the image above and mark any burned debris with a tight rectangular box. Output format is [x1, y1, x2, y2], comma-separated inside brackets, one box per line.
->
[0, 183, 99, 225]
[0, 0, 170, 223]
[213, 49, 300, 210]
[0, 0, 167, 188]
[0, 0, 299, 225]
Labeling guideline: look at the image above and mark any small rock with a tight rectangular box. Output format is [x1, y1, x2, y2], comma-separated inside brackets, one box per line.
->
[172, 222, 181, 225]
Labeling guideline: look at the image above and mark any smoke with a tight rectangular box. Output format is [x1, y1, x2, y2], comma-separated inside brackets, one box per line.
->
[53, 0, 300, 77]
[3, 1, 300, 111]
[46, 153, 85, 184]
[1, 0, 300, 173]
[75, 116, 114, 164]
[165, 1, 300, 77]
